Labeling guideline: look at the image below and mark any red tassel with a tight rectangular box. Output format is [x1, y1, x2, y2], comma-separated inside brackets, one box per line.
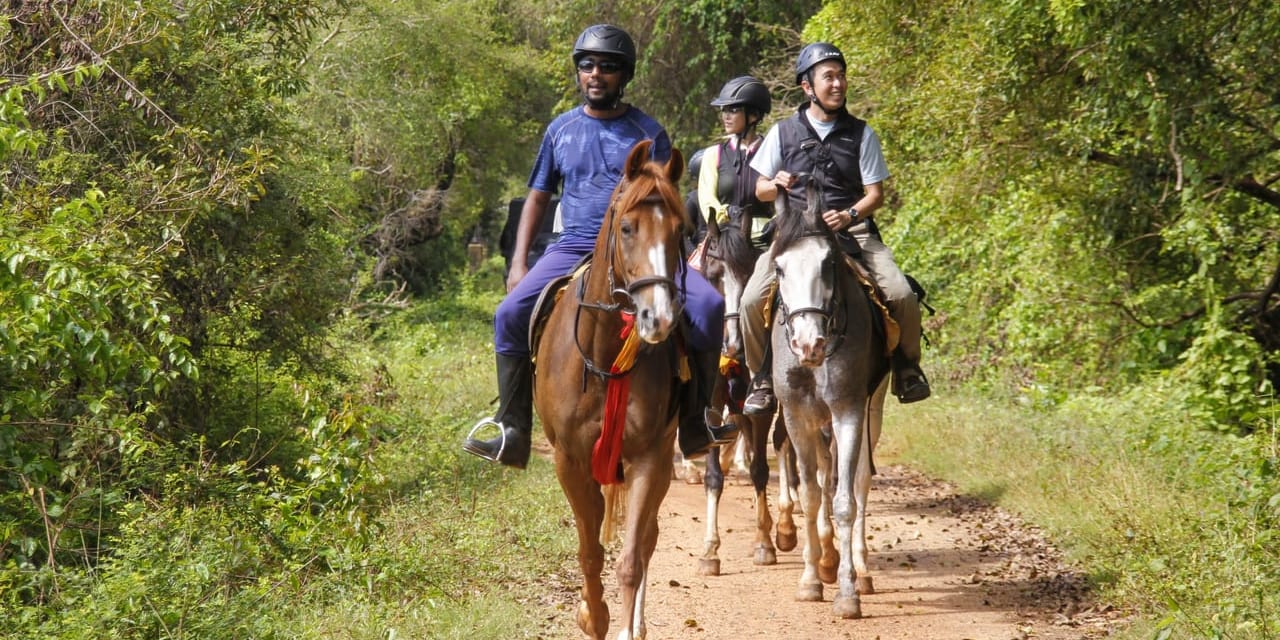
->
[592, 313, 635, 485]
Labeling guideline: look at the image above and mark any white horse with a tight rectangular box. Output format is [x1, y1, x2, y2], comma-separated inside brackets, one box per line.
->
[768, 180, 891, 618]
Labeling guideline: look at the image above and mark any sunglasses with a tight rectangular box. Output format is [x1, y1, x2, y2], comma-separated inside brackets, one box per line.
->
[720, 105, 744, 115]
[577, 58, 623, 75]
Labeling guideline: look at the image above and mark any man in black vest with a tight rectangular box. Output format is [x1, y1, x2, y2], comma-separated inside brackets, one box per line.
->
[738, 42, 931, 410]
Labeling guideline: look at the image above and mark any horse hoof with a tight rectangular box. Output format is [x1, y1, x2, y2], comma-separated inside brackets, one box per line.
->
[833, 595, 862, 619]
[776, 529, 798, 552]
[795, 584, 823, 602]
[697, 558, 721, 576]
[856, 575, 875, 595]
[753, 546, 777, 566]
[819, 562, 838, 585]
[683, 469, 703, 485]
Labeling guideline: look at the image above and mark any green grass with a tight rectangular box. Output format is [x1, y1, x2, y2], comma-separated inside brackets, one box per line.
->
[289, 269, 582, 639]
[879, 381, 1280, 639]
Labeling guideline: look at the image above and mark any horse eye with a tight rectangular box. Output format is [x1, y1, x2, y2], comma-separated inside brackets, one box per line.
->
[620, 221, 634, 236]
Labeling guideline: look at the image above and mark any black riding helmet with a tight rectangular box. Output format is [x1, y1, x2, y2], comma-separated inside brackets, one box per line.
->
[572, 24, 637, 79]
[709, 76, 772, 115]
[794, 42, 845, 85]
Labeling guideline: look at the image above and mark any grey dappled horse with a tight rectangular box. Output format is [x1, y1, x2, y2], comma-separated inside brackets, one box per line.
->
[769, 178, 891, 619]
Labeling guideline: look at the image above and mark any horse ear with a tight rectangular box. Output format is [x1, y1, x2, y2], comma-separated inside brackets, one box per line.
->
[706, 213, 721, 241]
[624, 139, 654, 180]
[665, 147, 685, 184]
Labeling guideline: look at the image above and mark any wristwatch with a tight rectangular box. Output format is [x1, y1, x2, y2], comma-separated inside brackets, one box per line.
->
[844, 207, 860, 230]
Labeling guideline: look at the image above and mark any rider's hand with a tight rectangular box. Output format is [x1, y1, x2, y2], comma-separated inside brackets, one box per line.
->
[506, 263, 528, 292]
[822, 208, 855, 232]
[773, 171, 797, 191]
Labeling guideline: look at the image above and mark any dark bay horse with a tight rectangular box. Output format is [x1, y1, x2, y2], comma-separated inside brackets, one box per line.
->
[769, 179, 891, 619]
[534, 140, 687, 640]
[688, 213, 788, 575]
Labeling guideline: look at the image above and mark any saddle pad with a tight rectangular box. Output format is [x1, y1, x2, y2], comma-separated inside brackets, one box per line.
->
[529, 258, 592, 365]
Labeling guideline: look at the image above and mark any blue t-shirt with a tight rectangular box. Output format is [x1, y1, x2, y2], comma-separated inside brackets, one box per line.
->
[528, 105, 672, 242]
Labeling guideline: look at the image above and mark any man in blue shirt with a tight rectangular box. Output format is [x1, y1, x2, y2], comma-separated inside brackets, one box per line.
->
[463, 24, 733, 469]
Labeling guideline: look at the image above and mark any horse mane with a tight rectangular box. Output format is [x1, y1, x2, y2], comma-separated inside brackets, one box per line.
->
[606, 156, 688, 239]
[770, 187, 836, 257]
[717, 218, 760, 282]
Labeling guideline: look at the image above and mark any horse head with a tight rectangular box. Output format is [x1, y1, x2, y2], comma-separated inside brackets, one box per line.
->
[701, 210, 760, 362]
[770, 176, 840, 367]
[600, 139, 688, 344]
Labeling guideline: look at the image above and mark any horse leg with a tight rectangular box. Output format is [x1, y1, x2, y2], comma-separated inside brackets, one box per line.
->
[615, 451, 673, 640]
[731, 428, 751, 479]
[853, 380, 888, 595]
[829, 403, 868, 620]
[698, 442, 726, 576]
[554, 455, 610, 639]
[816, 438, 839, 588]
[789, 421, 826, 602]
[748, 412, 776, 565]
[680, 452, 703, 485]
[773, 413, 799, 552]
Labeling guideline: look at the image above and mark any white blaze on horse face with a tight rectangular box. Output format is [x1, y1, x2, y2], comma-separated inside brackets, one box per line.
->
[775, 236, 831, 366]
[634, 206, 677, 344]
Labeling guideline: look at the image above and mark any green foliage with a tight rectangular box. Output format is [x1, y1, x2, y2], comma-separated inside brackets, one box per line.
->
[810, 0, 1280, 424]
[637, 0, 822, 150]
[297, 0, 561, 291]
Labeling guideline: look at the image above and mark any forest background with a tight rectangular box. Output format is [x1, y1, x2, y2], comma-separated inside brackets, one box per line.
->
[2, 0, 1277, 638]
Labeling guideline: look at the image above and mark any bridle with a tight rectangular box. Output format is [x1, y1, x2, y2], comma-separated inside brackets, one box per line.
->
[574, 178, 685, 380]
[775, 231, 847, 356]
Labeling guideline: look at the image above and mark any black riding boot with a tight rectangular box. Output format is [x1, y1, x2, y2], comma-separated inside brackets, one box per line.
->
[462, 353, 534, 468]
[678, 349, 739, 459]
[743, 339, 776, 416]
[892, 349, 931, 404]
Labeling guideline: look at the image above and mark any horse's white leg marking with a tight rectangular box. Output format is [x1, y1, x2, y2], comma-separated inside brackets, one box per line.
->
[789, 419, 826, 601]
[852, 380, 887, 594]
[615, 569, 648, 640]
[830, 403, 865, 618]
[732, 433, 750, 477]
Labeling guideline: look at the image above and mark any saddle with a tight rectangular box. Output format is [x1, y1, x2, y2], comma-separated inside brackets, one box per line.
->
[528, 256, 592, 365]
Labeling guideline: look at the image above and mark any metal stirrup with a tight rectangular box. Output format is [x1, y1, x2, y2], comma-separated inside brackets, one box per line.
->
[465, 417, 507, 462]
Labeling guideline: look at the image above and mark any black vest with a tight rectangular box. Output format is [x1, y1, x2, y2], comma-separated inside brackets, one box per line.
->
[776, 105, 866, 214]
[714, 139, 771, 224]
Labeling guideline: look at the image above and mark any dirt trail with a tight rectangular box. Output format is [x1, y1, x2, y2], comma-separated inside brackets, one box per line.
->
[567, 456, 1126, 639]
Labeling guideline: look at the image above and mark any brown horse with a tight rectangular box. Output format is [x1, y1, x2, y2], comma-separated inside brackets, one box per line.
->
[534, 139, 687, 640]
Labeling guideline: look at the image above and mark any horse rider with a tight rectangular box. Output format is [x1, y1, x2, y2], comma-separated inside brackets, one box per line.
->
[699, 75, 774, 249]
[738, 42, 932, 412]
[462, 24, 736, 469]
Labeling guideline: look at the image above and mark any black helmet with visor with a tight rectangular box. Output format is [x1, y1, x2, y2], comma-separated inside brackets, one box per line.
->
[573, 24, 637, 79]
[710, 76, 772, 116]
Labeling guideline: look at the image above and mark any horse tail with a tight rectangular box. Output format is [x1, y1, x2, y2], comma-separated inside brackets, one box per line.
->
[600, 483, 627, 545]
